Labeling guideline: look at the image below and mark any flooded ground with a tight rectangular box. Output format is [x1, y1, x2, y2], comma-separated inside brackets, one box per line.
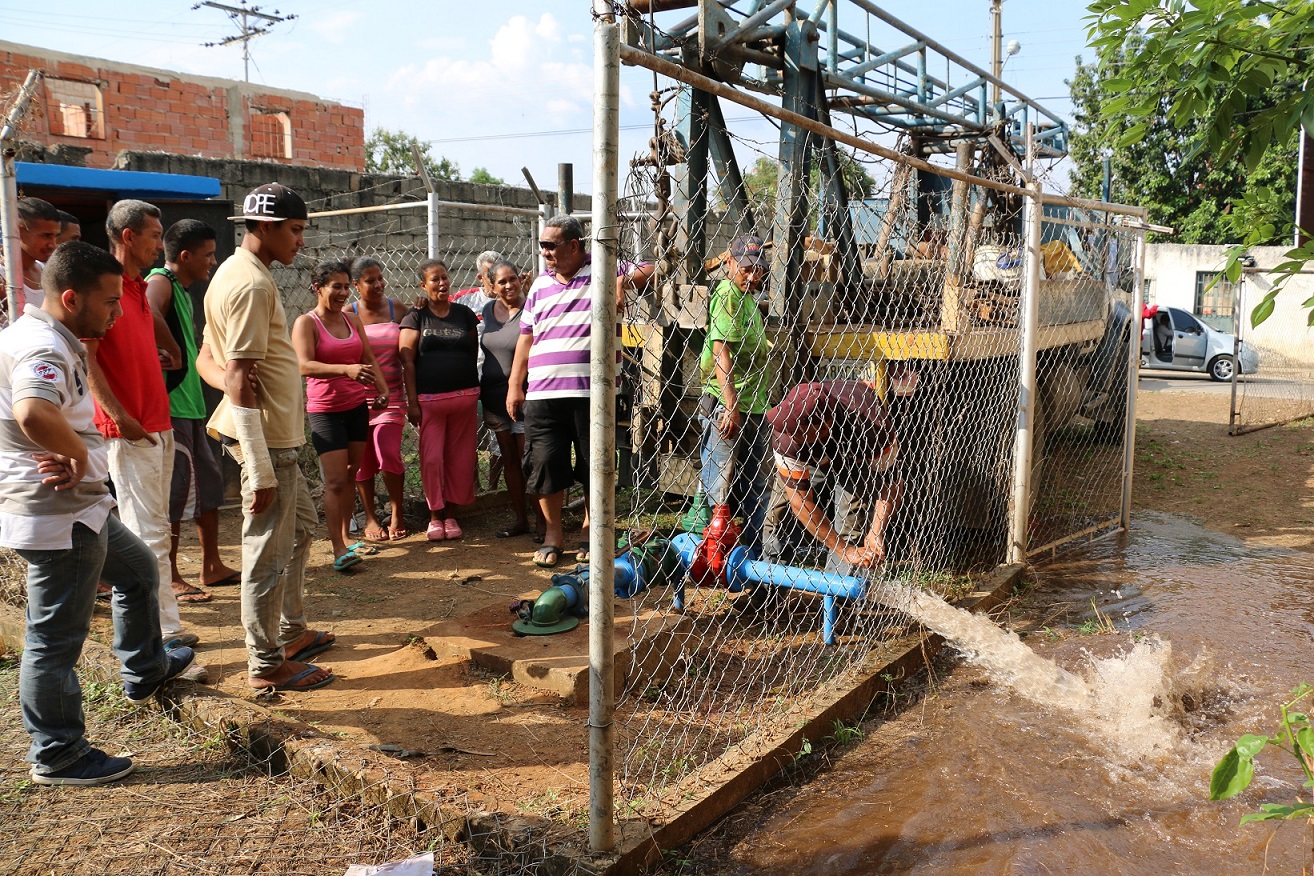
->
[676, 513, 1314, 874]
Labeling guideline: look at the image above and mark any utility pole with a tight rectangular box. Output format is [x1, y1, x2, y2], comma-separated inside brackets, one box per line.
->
[990, 0, 1002, 110]
[193, 1, 297, 82]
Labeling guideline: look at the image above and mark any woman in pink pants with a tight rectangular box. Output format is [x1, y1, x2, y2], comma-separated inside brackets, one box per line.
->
[399, 259, 480, 540]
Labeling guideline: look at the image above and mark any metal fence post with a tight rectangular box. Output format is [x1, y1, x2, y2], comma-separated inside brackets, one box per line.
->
[1121, 226, 1146, 528]
[1228, 269, 1244, 435]
[426, 191, 440, 260]
[1008, 133, 1042, 564]
[588, 0, 620, 854]
[1, 70, 42, 325]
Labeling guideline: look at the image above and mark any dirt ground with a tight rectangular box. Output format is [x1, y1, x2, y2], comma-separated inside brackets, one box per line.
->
[114, 496, 602, 824]
[92, 383, 1308, 820]
[1129, 387, 1314, 550]
[2, 378, 1311, 874]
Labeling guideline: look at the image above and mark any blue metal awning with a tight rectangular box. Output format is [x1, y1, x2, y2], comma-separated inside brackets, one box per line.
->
[15, 162, 221, 200]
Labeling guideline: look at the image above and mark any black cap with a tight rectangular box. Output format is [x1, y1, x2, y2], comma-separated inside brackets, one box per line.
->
[229, 183, 308, 222]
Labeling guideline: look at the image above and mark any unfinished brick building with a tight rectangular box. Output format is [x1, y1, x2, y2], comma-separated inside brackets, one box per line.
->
[0, 39, 365, 171]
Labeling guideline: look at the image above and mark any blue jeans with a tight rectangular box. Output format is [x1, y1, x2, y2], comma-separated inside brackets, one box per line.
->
[18, 516, 167, 772]
[698, 406, 770, 555]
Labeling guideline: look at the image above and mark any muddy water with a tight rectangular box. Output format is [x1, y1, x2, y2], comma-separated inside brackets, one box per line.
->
[714, 514, 1314, 874]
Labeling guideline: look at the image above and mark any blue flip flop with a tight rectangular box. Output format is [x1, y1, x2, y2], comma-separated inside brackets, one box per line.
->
[287, 630, 336, 662]
[332, 551, 361, 572]
[250, 664, 336, 692]
[347, 540, 380, 556]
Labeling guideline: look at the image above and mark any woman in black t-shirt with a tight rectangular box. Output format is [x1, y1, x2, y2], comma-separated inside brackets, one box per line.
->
[399, 259, 480, 541]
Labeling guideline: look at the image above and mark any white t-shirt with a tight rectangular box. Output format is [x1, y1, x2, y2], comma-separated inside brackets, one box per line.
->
[0, 259, 44, 330]
[0, 304, 114, 549]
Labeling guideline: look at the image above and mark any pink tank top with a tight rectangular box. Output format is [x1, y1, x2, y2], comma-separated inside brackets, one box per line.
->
[361, 320, 405, 425]
[305, 311, 369, 413]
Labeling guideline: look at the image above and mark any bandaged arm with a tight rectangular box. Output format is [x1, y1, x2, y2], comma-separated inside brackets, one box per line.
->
[222, 354, 275, 491]
[230, 405, 276, 491]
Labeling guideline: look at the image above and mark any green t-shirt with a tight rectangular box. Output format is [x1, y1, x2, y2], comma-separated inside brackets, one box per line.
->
[700, 278, 774, 414]
[146, 268, 207, 420]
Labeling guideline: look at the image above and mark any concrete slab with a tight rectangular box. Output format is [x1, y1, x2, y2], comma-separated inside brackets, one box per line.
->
[420, 594, 692, 703]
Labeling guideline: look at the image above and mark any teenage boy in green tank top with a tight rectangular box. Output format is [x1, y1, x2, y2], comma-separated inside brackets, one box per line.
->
[145, 220, 241, 604]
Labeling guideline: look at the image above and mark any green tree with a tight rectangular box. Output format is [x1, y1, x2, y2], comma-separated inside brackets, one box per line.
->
[736, 152, 876, 231]
[364, 127, 460, 181]
[468, 167, 505, 186]
[1067, 50, 1296, 246]
[1087, 0, 1314, 324]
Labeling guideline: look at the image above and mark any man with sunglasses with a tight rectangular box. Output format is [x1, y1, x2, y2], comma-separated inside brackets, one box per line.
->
[697, 234, 774, 556]
[506, 215, 652, 567]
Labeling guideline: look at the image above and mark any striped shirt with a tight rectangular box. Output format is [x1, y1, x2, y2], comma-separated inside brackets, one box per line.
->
[520, 258, 633, 399]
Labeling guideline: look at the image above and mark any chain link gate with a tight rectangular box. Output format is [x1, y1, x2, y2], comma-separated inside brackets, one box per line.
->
[1229, 264, 1314, 435]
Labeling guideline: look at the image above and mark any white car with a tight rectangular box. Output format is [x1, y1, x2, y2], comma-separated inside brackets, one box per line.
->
[1141, 306, 1259, 381]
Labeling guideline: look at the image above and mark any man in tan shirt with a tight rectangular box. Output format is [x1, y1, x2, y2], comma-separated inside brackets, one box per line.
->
[201, 183, 334, 692]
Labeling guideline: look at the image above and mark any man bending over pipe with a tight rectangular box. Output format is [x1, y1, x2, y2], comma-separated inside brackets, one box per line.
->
[764, 372, 917, 575]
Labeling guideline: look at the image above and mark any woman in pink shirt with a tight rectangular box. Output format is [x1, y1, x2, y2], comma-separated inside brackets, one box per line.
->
[349, 257, 410, 542]
[292, 259, 389, 571]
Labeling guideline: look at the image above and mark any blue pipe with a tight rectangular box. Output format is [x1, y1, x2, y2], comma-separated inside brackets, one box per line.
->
[669, 533, 868, 644]
[670, 532, 700, 610]
[726, 547, 866, 645]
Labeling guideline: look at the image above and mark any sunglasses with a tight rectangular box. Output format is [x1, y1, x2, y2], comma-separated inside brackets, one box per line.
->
[538, 238, 576, 251]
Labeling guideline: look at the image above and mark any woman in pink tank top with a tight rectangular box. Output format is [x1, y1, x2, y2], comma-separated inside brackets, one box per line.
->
[292, 259, 389, 572]
[349, 256, 410, 542]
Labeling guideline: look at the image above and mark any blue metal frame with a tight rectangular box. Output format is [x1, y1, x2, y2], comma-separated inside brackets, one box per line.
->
[627, 0, 1068, 156]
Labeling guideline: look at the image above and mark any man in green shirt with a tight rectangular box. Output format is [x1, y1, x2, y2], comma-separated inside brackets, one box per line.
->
[698, 234, 775, 554]
[145, 220, 241, 605]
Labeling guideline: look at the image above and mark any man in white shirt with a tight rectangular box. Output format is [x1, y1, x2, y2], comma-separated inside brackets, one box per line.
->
[0, 197, 61, 329]
[0, 241, 194, 786]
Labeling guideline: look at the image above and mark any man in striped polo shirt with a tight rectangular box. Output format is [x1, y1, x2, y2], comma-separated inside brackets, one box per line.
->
[506, 215, 652, 567]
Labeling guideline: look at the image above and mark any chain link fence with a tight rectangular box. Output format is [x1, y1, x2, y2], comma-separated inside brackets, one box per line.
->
[594, 65, 1144, 820]
[1230, 266, 1314, 435]
[263, 189, 542, 508]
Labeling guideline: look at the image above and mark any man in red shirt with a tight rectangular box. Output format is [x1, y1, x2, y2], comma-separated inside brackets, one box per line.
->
[88, 200, 202, 659]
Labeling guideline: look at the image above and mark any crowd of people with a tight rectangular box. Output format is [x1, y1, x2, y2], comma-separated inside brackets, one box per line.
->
[0, 179, 913, 788]
[0, 182, 660, 786]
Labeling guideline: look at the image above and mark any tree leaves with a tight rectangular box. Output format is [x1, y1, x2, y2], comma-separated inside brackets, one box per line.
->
[364, 127, 461, 182]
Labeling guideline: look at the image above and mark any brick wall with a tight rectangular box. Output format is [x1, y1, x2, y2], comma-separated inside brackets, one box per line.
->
[0, 41, 364, 171]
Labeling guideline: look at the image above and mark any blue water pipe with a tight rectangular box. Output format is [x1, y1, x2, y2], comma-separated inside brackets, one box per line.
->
[547, 537, 678, 601]
[670, 532, 867, 645]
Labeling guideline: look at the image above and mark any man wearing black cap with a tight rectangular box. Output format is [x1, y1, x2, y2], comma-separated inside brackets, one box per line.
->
[765, 377, 913, 574]
[697, 234, 774, 554]
[200, 183, 335, 692]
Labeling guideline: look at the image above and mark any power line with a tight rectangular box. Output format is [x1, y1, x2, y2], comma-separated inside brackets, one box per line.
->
[420, 116, 766, 146]
[193, 1, 297, 83]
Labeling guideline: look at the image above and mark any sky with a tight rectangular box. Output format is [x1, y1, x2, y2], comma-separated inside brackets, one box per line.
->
[0, 1, 1098, 193]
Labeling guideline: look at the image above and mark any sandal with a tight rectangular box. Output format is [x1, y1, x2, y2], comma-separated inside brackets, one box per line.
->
[332, 551, 361, 572]
[576, 543, 590, 565]
[347, 540, 380, 556]
[249, 663, 336, 692]
[443, 519, 463, 539]
[426, 520, 446, 541]
[533, 545, 562, 568]
[362, 524, 389, 543]
[388, 526, 409, 541]
[497, 521, 531, 539]
[171, 583, 213, 603]
[286, 630, 336, 662]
